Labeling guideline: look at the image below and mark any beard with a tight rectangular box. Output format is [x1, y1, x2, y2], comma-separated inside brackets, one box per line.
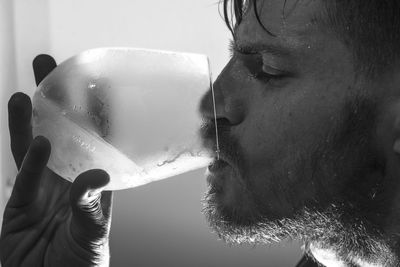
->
[201, 95, 398, 265]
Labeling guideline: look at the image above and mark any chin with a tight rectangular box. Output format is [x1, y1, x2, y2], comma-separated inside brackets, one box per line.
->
[204, 163, 263, 225]
[202, 170, 287, 246]
[202, 186, 290, 245]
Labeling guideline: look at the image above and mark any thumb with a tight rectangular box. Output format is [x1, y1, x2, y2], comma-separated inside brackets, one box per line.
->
[69, 169, 112, 247]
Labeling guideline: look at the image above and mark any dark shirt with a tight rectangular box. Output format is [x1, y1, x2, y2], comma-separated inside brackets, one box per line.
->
[296, 255, 320, 267]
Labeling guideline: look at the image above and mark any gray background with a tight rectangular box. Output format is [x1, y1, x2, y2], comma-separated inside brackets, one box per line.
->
[110, 169, 302, 267]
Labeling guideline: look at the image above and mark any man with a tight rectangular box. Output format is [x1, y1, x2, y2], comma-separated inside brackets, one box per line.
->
[1, 0, 400, 266]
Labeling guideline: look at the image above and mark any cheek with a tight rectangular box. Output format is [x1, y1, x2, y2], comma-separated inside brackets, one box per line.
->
[235, 83, 348, 199]
[239, 87, 342, 168]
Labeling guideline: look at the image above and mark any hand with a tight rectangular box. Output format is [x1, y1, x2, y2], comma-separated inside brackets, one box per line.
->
[0, 55, 113, 267]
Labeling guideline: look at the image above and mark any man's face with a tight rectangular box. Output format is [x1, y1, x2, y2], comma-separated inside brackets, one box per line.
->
[200, 0, 384, 247]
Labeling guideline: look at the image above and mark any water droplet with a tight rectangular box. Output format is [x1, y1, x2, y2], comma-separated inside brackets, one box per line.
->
[88, 82, 96, 89]
[40, 91, 46, 98]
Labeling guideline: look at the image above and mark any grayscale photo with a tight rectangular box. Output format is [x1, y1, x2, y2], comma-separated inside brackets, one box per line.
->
[1, 0, 400, 266]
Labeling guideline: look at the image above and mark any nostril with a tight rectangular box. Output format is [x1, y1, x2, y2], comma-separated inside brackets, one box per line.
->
[216, 118, 232, 127]
[205, 118, 232, 160]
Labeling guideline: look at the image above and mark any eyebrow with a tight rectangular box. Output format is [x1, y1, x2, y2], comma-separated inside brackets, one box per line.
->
[231, 39, 293, 57]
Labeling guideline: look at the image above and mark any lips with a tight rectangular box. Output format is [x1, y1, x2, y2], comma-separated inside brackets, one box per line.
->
[208, 158, 229, 173]
[206, 158, 229, 193]
[200, 119, 234, 173]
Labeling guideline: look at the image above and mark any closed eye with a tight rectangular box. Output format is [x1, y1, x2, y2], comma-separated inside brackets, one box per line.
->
[228, 38, 256, 56]
[228, 38, 235, 58]
[228, 39, 289, 83]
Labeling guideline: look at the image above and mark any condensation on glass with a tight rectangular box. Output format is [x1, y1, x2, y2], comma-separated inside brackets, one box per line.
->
[32, 48, 218, 190]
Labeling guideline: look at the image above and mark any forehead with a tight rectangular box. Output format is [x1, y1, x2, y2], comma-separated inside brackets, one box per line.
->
[236, 0, 325, 48]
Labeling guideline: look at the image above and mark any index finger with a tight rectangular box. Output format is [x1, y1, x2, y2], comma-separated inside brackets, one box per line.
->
[8, 93, 33, 170]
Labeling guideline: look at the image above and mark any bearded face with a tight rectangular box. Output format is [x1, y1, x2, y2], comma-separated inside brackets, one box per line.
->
[198, 0, 398, 265]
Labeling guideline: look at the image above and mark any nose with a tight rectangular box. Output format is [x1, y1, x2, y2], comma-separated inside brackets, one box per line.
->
[199, 61, 245, 126]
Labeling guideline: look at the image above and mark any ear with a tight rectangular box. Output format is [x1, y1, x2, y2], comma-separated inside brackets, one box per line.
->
[391, 103, 400, 155]
[370, 96, 400, 177]
[359, 98, 398, 201]
[380, 69, 400, 154]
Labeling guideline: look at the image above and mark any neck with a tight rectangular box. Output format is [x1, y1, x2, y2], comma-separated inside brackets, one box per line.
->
[306, 194, 400, 267]
[302, 188, 400, 266]
[309, 243, 394, 267]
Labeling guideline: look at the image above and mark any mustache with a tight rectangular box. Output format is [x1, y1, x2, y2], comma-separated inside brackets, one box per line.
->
[199, 118, 242, 168]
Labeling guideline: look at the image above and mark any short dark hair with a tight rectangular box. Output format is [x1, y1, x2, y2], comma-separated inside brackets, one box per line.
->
[222, 0, 400, 77]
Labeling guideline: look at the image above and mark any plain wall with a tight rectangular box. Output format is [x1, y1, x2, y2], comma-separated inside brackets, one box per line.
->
[4, 0, 304, 266]
[0, 0, 17, 221]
